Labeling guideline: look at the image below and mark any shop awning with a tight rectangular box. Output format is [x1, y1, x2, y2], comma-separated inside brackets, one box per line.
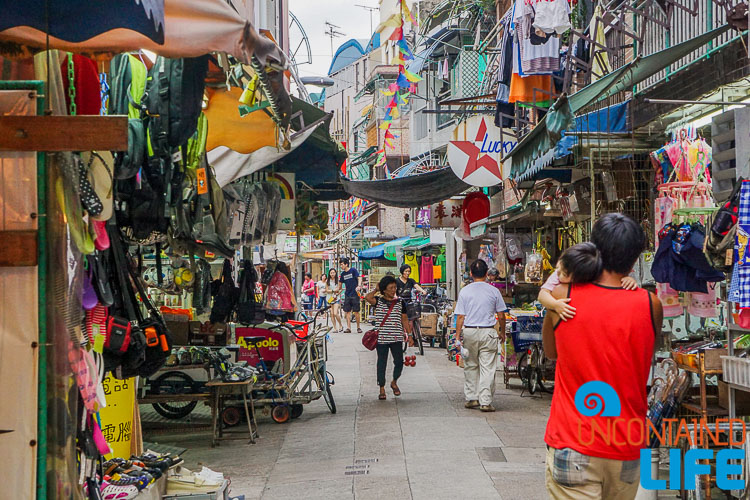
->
[328, 207, 378, 243]
[383, 236, 415, 261]
[507, 24, 731, 182]
[0, 0, 286, 66]
[341, 167, 470, 208]
[207, 92, 347, 197]
[403, 237, 431, 250]
[301, 247, 333, 260]
[358, 240, 394, 260]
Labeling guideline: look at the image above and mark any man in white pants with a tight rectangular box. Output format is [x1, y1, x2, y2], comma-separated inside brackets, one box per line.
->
[455, 259, 507, 412]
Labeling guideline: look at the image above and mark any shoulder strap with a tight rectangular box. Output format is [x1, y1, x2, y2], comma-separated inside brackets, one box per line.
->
[379, 299, 398, 329]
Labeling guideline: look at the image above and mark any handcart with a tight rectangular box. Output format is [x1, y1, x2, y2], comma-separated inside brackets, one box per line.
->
[233, 307, 336, 424]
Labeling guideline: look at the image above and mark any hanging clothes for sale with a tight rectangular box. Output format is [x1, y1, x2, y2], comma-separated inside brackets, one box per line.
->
[404, 251, 420, 283]
[433, 254, 443, 282]
[509, 73, 554, 104]
[495, 11, 516, 127]
[589, 4, 611, 82]
[436, 250, 446, 282]
[421, 254, 434, 284]
[729, 181, 750, 308]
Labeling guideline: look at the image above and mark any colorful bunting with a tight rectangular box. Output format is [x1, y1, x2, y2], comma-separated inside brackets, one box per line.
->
[388, 26, 403, 41]
[403, 69, 422, 83]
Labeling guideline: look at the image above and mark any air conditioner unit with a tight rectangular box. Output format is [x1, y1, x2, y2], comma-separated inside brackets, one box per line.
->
[711, 108, 750, 202]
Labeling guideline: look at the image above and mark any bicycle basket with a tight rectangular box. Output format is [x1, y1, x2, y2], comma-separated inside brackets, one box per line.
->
[510, 316, 544, 352]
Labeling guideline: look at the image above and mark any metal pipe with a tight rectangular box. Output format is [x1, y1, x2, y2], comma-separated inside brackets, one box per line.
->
[644, 98, 750, 106]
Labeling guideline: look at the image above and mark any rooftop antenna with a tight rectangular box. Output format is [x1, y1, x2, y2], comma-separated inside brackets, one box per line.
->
[355, 4, 380, 37]
[324, 21, 346, 58]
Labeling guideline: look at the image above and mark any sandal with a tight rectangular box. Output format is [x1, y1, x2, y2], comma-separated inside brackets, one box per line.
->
[378, 392, 386, 400]
[100, 480, 139, 500]
[391, 381, 401, 396]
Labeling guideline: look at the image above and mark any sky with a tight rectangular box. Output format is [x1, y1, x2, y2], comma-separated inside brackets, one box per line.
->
[289, 0, 377, 80]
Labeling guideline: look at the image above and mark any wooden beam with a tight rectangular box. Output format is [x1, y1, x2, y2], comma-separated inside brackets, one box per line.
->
[0, 230, 37, 267]
[0, 116, 128, 151]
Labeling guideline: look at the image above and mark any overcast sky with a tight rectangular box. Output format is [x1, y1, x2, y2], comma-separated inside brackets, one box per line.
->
[289, 0, 377, 79]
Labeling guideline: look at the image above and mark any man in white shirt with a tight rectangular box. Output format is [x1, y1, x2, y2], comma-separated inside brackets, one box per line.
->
[455, 259, 507, 412]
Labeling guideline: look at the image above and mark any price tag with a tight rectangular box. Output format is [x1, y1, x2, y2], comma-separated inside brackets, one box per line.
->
[196, 167, 208, 195]
[93, 332, 105, 353]
[171, 150, 183, 164]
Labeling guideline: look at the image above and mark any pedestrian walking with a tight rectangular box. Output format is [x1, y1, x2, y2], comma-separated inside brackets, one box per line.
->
[542, 214, 662, 500]
[301, 273, 315, 311]
[325, 269, 344, 332]
[455, 259, 507, 412]
[339, 258, 362, 333]
[364, 276, 413, 400]
[316, 274, 328, 311]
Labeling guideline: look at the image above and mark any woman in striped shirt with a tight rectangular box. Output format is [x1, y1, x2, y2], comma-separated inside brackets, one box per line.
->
[365, 275, 413, 400]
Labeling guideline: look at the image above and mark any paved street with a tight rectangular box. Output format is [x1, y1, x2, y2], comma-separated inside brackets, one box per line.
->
[152, 329, 552, 499]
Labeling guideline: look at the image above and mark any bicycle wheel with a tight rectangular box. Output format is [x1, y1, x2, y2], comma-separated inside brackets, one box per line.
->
[517, 352, 530, 386]
[323, 373, 337, 414]
[528, 346, 540, 395]
[151, 371, 198, 419]
[413, 320, 424, 356]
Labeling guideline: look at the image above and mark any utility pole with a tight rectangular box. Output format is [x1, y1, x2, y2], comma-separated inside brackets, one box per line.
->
[324, 21, 345, 58]
[355, 4, 379, 37]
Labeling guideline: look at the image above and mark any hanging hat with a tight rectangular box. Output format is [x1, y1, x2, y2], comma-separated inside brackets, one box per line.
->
[82, 151, 114, 221]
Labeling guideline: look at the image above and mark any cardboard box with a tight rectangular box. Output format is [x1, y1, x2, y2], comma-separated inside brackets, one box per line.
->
[421, 313, 438, 336]
[165, 320, 190, 346]
[188, 321, 228, 346]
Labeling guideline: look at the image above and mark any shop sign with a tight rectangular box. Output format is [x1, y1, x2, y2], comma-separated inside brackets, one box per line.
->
[447, 116, 516, 187]
[267, 173, 295, 230]
[98, 375, 135, 459]
[348, 238, 366, 250]
[236, 327, 285, 367]
[363, 226, 379, 238]
[283, 235, 312, 253]
[429, 199, 463, 228]
[415, 208, 430, 228]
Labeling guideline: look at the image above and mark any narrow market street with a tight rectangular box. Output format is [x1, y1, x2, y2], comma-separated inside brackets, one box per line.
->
[152, 328, 551, 499]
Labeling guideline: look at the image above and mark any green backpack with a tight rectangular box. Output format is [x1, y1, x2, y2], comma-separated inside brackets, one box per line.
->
[109, 54, 147, 180]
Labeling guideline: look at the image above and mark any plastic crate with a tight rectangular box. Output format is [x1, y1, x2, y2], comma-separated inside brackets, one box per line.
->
[510, 328, 543, 353]
[721, 355, 750, 390]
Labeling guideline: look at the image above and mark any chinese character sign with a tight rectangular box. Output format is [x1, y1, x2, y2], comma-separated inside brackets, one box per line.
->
[416, 208, 430, 228]
[98, 375, 135, 459]
[429, 199, 463, 228]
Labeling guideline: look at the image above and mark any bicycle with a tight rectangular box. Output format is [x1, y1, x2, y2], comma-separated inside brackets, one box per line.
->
[405, 294, 424, 356]
[517, 342, 554, 395]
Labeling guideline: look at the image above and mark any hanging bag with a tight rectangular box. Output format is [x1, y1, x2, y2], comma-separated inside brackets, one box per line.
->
[209, 260, 240, 324]
[362, 299, 398, 351]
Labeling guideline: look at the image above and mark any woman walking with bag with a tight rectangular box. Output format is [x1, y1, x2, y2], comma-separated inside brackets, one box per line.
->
[326, 269, 344, 332]
[364, 276, 413, 400]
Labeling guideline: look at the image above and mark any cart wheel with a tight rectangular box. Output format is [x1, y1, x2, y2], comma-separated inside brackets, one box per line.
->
[221, 406, 241, 427]
[291, 404, 304, 419]
[150, 371, 198, 420]
[272, 405, 291, 424]
[323, 374, 337, 414]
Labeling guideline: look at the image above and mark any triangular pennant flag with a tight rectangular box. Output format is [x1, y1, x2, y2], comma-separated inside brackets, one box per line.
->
[387, 96, 398, 109]
[380, 121, 391, 130]
[388, 26, 403, 41]
[402, 0, 418, 26]
[388, 82, 399, 92]
[375, 13, 401, 32]
[390, 106, 400, 119]
[380, 89, 396, 96]
[396, 72, 410, 88]
[384, 129, 396, 140]
[391, 55, 406, 66]
[403, 69, 422, 83]
[384, 164, 391, 178]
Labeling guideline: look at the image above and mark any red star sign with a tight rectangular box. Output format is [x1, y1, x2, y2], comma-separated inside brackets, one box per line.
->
[449, 118, 503, 180]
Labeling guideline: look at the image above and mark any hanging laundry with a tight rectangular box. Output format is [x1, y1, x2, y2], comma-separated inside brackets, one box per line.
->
[513, 0, 560, 75]
[509, 73, 554, 104]
[533, 0, 572, 35]
[589, 4, 611, 82]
